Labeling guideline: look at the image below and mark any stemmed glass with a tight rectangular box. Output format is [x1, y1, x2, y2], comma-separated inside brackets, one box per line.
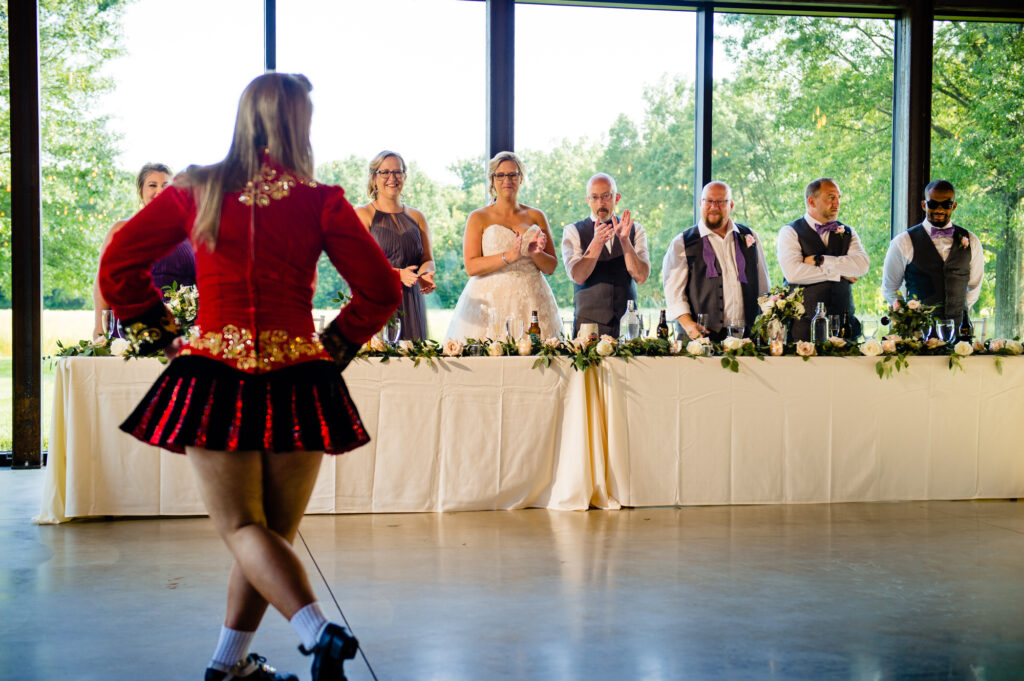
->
[506, 316, 524, 341]
[936, 318, 955, 343]
[696, 313, 710, 338]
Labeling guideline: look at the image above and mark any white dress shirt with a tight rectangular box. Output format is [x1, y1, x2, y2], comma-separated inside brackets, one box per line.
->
[881, 219, 984, 307]
[561, 214, 650, 280]
[662, 220, 771, 322]
[777, 213, 870, 284]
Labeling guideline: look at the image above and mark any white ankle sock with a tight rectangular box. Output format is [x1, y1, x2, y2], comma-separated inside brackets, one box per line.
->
[209, 626, 255, 672]
[290, 602, 329, 651]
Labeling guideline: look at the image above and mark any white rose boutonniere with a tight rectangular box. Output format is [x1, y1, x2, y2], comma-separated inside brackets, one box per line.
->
[442, 339, 463, 357]
[796, 340, 816, 357]
[369, 335, 388, 352]
[517, 338, 533, 356]
[110, 337, 130, 356]
[487, 340, 504, 357]
[860, 339, 883, 357]
[953, 340, 973, 357]
[596, 339, 615, 356]
[745, 234, 756, 248]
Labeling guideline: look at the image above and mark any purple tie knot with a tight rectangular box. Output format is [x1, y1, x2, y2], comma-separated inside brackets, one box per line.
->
[931, 226, 955, 239]
[814, 221, 840, 236]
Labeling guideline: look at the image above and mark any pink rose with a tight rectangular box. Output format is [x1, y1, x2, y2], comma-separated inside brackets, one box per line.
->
[836, 225, 845, 235]
[961, 236, 970, 249]
[745, 234, 756, 248]
[796, 341, 816, 357]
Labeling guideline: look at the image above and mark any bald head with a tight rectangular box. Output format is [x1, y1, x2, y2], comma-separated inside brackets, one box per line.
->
[700, 181, 734, 232]
[701, 181, 732, 201]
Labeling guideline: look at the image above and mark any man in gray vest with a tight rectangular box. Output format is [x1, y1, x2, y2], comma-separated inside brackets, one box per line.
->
[562, 173, 650, 338]
[778, 178, 870, 341]
[663, 181, 770, 341]
[881, 180, 983, 320]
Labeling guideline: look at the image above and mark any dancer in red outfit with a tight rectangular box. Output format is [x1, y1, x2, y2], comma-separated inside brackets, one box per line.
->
[99, 73, 400, 681]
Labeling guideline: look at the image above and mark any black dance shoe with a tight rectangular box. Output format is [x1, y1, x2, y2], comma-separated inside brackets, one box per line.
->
[300, 623, 359, 681]
[204, 653, 298, 681]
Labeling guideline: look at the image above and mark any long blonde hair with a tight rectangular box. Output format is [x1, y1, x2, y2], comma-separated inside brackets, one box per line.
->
[183, 73, 314, 250]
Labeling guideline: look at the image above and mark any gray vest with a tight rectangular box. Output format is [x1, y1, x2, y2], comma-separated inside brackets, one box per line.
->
[904, 223, 972, 320]
[681, 224, 760, 338]
[571, 218, 638, 338]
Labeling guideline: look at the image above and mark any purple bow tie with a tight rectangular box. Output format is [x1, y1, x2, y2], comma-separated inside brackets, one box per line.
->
[701, 232, 748, 284]
[814, 221, 841, 236]
[931, 226, 955, 239]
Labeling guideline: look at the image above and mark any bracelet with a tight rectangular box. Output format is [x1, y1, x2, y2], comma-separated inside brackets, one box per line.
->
[501, 252, 509, 265]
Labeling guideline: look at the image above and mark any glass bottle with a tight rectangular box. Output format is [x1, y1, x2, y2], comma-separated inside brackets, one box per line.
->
[621, 300, 640, 341]
[957, 310, 974, 343]
[657, 309, 670, 340]
[527, 310, 541, 340]
[810, 302, 829, 343]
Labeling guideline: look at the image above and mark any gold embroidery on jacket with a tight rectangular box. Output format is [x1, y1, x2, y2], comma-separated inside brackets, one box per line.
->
[181, 325, 326, 370]
[238, 165, 318, 207]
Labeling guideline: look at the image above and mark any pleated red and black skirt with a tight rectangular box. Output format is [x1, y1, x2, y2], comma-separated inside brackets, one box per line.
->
[120, 355, 369, 454]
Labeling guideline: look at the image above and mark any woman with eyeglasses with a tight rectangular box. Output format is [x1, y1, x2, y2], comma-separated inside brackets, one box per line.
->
[444, 150, 560, 342]
[354, 151, 435, 341]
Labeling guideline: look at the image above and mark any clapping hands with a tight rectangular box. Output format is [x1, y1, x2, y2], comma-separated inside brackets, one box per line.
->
[611, 209, 633, 240]
[398, 265, 420, 287]
[527, 229, 547, 255]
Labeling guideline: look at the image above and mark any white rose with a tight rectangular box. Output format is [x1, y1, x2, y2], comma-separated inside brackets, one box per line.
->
[723, 336, 743, 352]
[860, 339, 883, 357]
[1005, 340, 1023, 355]
[989, 338, 1005, 352]
[110, 337, 130, 356]
[881, 339, 897, 354]
[759, 301, 773, 315]
[796, 340, 816, 357]
[517, 338, 533, 356]
[93, 336, 108, 348]
[487, 341, 504, 357]
[369, 335, 388, 352]
[686, 339, 705, 356]
[828, 336, 846, 348]
[925, 338, 944, 349]
[600, 334, 617, 345]
[398, 340, 414, 354]
[794, 303, 805, 316]
[907, 299, 921, 310]
[596, 339, 614, 356]
[954, 340, 973, 357]
[543, 337, 560, 349]
[442, 339, 463, 357]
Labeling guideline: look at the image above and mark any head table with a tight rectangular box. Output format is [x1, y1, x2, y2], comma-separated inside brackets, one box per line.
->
[37, 355, 1024, 523]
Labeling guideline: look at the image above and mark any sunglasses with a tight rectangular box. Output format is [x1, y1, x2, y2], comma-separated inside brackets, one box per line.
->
[925, 199, 955, 209]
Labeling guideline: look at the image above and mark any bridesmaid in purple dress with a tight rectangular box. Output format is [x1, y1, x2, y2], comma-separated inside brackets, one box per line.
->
[92, 163, 197, 339]
[354, 151, 435, 340]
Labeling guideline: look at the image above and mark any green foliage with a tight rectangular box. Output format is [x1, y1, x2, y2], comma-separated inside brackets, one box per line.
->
[0, 0, 137, 305]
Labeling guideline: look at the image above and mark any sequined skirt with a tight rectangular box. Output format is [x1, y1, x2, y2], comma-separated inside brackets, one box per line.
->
[120, 355, 368, 455]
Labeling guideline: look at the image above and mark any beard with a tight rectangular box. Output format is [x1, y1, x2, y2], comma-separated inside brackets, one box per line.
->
[929, 212, 951, 227]
[705, 214, 725, 230]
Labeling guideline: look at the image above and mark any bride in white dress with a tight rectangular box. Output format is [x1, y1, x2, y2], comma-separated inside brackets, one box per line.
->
[445, 151, 562, 341]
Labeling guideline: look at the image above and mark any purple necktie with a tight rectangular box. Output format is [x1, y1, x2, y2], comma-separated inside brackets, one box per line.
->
[814, 221, 840, 236]
[701, 233, 748, 283]
[931, 226, 955, 239]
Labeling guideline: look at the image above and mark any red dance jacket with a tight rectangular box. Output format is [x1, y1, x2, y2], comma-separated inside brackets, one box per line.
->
[99, 160, 401, 372]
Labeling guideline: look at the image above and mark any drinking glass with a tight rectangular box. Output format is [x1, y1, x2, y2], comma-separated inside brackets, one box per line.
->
[640, 314, 651, 337]
[861, 319, 879, 339]
[101, 310, 112, 337]
[385, 319, 401, 345]
[725, 319, 744, 339]
[562, 316, 574, 340]
[506, 316, 524, 340]
[827, 315, 841, 338]
[695, 313, 710, 336]
[936, 318, 955, 342]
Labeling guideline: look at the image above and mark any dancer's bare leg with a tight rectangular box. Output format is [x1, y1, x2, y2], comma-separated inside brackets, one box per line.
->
[188, 448, 323, 621]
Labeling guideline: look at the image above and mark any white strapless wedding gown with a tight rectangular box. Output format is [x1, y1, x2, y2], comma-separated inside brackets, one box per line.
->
[445, 225, 562, 341]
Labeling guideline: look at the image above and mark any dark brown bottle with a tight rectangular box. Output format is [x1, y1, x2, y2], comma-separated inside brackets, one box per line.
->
[657, 309, 670, 340]
[957, 310, 974, 343]
[527, 310, 541, 338]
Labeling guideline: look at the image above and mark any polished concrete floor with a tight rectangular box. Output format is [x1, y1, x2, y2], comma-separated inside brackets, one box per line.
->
[2, 469, 1024, 681]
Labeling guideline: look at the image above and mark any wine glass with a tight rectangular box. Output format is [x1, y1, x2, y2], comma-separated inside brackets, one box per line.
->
[695, 313, 710, 337]
[827, 315, 841, 339]
[506, 316, 524, 341]
[936, 318, 955, 342]
[861, 318, 879, 339]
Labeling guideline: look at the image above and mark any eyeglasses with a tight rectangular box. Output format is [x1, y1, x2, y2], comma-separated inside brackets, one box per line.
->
[493, 172, 521, 181]
[925, 199, 954, 209]
[374, 170, 406, 179]
[588, 193, 614, 202]
[702, 198, 730, 207]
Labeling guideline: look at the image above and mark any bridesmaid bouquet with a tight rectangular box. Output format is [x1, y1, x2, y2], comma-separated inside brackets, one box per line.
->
[751, 285, 805, 343]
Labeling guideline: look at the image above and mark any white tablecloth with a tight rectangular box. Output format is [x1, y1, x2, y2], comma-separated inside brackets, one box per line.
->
[37, 356, 597, 523]
[598, 356, 1024, 507]
[36, 354, 1024, 523]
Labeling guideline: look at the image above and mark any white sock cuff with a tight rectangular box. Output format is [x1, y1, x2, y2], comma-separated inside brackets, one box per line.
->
[210, 625, 256, 671]
[290, 602, 329, 651]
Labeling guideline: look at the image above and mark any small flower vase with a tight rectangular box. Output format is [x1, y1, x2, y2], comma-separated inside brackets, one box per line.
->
[767, 318, 788, 345]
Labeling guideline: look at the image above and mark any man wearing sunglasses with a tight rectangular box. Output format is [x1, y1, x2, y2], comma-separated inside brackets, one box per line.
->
[562, 173, 650, 338]
[778, 177, 870, 341]
[881, 180, 984, 321]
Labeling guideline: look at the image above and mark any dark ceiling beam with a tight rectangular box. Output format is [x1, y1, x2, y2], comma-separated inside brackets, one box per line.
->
[487, 0, 516, 159]
[9, 0, 43, 469]
[264, 0, 276, 72]
[693, 5, 714, 223]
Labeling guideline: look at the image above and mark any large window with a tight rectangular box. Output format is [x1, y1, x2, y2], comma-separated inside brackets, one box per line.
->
[713, 14, 895, 319]
[514, 4, 696, 310]
[932, 21, 1024, 339]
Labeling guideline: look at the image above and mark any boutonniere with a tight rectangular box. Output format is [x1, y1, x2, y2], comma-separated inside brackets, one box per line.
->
[745, 234, 756, 248]
[960, 236, 969, 249]
[836, 225, 846, 235]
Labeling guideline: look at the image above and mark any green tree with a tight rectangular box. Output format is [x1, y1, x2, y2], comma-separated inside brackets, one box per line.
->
[0, 0, 136, 308]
